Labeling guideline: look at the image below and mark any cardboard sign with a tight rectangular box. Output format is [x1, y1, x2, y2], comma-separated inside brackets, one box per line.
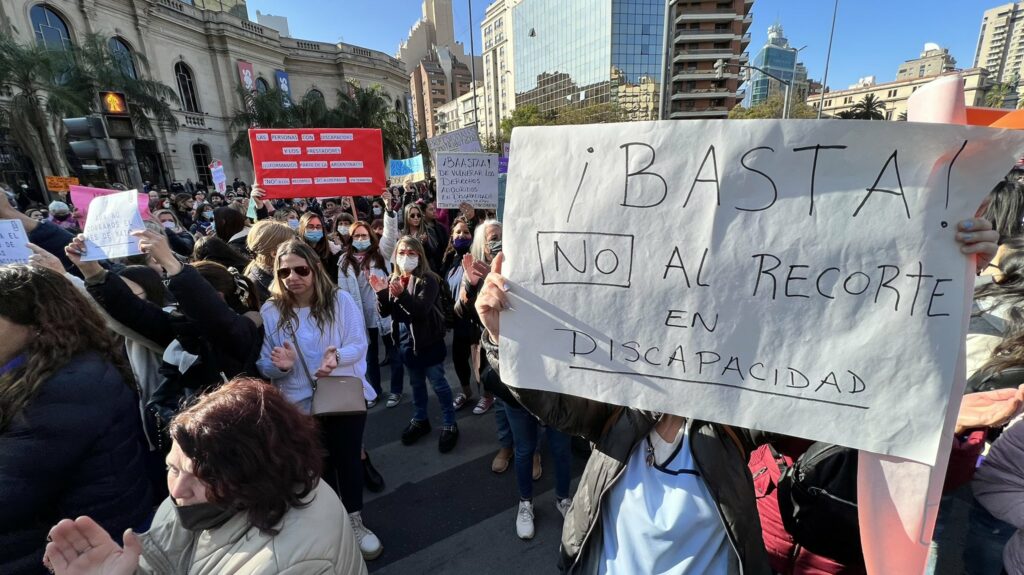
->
[0, 219, 31, 265]
[249, 128, 386, 199]
[209, 160, 227, 194]
[70, 185, 151, 227]
[81, 190, 145, 262]
[436, 152, 499, 209]
[389, 155, 426, 185]
[45, 176, 80, 193]
[426, 126, 482, 160]
[500, 119, 1024, 465]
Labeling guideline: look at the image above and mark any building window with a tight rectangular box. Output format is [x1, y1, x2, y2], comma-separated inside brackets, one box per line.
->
[887, 89, 897, 98]
[175, 62, 201, 113]
[30, 4, 73, 53]
[192, 143, 213, 186]
[107, 37, 137, 79]
[255, 77, 269, 94]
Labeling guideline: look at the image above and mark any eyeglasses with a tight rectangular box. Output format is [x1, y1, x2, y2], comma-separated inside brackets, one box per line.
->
[277, 265, 312, 279]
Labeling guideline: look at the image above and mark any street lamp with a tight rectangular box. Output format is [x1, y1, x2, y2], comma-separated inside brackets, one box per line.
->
[716, 58, 796, 119]
[783, 45, 807, 119]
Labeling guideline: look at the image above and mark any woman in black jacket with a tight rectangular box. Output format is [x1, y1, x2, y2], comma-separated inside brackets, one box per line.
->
[0, 266, 152, 575]
[372, 235, 459, 453]
[153, 208, 195, 257]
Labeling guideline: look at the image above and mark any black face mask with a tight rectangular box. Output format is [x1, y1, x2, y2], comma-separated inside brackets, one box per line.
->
[173, 500, 236, 531]
[54, 213, 70, 221]
[487, 239, 502, 258]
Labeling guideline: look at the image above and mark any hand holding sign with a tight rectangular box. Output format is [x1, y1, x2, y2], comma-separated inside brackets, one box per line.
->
[65, 234, 105, 279]
[80, 190, 145, 262]
[475, 252, 507, 341]
[132, 229, 181, 276]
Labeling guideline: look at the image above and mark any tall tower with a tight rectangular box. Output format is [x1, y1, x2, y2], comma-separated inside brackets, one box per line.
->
[425, 0, 456, 49]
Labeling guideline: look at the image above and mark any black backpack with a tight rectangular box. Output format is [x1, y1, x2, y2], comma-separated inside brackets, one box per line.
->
[776, 442, 864, 566]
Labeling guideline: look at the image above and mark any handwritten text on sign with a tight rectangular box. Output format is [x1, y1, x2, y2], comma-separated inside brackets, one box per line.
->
[81, 189, 145, 262]
[0, 219, 31, 265]
[249, 128, 386, 199]
[436, 152, 499, 209]
[500, 120, 1024, 465]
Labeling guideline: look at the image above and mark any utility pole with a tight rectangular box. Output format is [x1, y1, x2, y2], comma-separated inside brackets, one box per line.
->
[467, 0, 489, 149]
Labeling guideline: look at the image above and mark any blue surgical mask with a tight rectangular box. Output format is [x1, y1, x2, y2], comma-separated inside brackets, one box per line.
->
[203, 211, 214, 219]
[304, 230, 324, 243]
[353, 239, 371, 251]
[287, 219, 299, 230]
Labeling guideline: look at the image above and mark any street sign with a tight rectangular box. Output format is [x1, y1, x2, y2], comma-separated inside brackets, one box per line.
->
[44, 176, 80, 193]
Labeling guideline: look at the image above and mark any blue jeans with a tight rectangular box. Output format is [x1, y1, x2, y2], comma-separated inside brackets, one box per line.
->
[504, 401, 572, 501]
[495, 398, 513, 449]
[387, 331, 404, 395]
[927, 483, 1015, 575]
[409, 361, 456, 426]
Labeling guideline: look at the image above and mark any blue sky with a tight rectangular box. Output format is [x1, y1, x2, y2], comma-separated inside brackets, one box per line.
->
[246, 0, 990, 90]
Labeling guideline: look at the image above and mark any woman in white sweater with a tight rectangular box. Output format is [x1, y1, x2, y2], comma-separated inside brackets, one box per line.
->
[257, 239, 382, 561]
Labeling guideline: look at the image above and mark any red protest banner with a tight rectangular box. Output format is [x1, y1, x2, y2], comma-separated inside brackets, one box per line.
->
[249, 128, 386, 198]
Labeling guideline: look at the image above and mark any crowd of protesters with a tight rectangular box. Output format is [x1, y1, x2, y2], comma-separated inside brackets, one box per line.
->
[3, 172, 1024, 575]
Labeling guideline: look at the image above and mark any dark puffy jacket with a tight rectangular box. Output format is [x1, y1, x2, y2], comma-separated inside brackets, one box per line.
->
[481, 334, 771, 575]
[0, 352, 152, 574]
[376, 272, 446, 360]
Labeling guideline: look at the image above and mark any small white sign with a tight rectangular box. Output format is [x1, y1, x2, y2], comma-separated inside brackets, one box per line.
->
[81, 189, 145, 262]
[436, 152, 500, 210]
[0, 219, 31, 265]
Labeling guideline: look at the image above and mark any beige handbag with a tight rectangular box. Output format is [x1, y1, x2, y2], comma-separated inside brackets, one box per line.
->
[286, 322, 366, 416]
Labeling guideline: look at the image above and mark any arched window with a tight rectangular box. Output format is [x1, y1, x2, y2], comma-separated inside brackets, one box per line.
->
[107, 37, 137, 79]
[175, 62, 200, 113]
[307, 89, 324, 101]
[255, 77, 269, 95]
[192, 143, 213, 186]
[395, 98, 403, 113]
[30, 5, 72, 53]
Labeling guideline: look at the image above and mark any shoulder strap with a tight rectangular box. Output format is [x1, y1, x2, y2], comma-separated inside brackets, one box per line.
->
[720, 425, 747, 458]
[284, 321, 317, 390]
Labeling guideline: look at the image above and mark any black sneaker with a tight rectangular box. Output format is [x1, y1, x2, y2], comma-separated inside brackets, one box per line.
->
[401, 419, 431, 445]
[438, 424, 459, 453]
[362, 453, 385, 493]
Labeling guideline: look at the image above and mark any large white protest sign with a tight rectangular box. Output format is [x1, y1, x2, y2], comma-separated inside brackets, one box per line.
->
[426, 126, 482, 160]
[82, 189, 145, 262]
[0, 219, 31, 265]
[500, 119, 1024, 465]
[436, 152, 500, 209]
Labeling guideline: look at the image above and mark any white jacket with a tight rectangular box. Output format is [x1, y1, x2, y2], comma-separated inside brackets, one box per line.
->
[137, 481, 367, 575]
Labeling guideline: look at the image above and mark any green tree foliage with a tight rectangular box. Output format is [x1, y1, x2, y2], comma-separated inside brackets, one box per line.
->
[500, 102, 625, 141]
[986, 82, 1014, 108]
[229, 82, 411, 161]
[849, 93, 886, 120]
[728, 93, 818, 119]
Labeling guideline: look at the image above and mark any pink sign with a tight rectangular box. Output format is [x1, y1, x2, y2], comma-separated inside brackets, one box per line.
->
[69, 185, 150, 227]
[237, 60, 256, 92]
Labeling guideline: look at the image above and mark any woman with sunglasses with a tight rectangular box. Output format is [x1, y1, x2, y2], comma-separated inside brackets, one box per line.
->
[258, 240, 382, 561]
[401, 203, 443, 273]
[370, 236, 459, 453]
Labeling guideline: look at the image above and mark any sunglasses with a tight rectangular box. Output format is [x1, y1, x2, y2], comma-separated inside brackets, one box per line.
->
[409, 213, 422, 219]
[277, 265, 312, 279]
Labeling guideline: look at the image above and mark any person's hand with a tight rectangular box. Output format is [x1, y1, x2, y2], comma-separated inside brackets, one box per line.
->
[271, 342, 297, 372]
[316, 346, 338, 378]
[131, 229, 181, 276]
[27, 243, 64, 274]
[388, 278, 404, 298]
[63, 234, 103, 279]
[44, 517, 140, 575]
[462, 253, 489, 287]
[369, 274, 389, 293]
[955, 385, 1024, 435]
[459, 202, 474, 218]
[251, 186, 266, 209]
[475, 252, 508, 340]
[381, 190, 393, 211]
[957, 217, 999, 273]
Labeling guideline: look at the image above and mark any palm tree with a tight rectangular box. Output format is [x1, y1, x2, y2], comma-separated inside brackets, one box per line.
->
[850, 94, 886, 120]
[66, 34, 179, 136]
[834, 110, 858, 119]
[227, 85, 300, 159]
[0, 36, 87, 182]
[336, 83, 411, 160]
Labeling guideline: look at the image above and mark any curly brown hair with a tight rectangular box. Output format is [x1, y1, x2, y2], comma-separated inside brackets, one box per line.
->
[0, 265, 135, 432]
[169, 377, 324, 535]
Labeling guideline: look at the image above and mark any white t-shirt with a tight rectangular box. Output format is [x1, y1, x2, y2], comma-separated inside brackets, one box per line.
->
[598, 423, 731, 575]
[258, 290, 374, 412]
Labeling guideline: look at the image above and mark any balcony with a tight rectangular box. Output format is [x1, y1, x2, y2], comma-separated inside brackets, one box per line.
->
[174, 110, 208, 129]
[669, 106, 729, 119]
[672, 88, 738, 100]
[675, 29, 738, 42]
[673, 70, 739, 81]
[676, 9, 739, 24]
[674, 48, 737, 62]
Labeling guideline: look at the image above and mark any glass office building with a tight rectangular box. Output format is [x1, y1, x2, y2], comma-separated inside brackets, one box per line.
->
[513, 0, 665, 121]
[745, 24, 808, 108]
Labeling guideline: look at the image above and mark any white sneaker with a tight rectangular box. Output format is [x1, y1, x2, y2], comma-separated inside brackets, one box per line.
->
[349, 511, 383, 560]
[556, 497, 572, 518]
[516, 500, 535, 540]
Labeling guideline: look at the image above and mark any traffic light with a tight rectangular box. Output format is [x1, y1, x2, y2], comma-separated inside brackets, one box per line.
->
[98, 91, 135, 138]
[99, 91, 128, 116]
[63, 116, 113, 160]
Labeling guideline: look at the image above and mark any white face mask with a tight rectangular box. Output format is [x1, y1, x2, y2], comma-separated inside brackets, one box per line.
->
[397, 254, 419, 272]
[340, 227, 350, 237]
[162, 221, 176, 230]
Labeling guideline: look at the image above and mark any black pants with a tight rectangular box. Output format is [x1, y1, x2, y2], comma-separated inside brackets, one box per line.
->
[318, 413, 366, 513]
[366, 327, 382, 396]
[452, 331, 475, 392]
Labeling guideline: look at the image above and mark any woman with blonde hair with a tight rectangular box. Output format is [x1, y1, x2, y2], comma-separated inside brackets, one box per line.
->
[257, 240, 382, 560]
[245, 220, 296, 304]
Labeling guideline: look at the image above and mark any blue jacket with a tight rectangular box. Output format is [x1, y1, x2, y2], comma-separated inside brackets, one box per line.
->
[0, 351, 153, 574]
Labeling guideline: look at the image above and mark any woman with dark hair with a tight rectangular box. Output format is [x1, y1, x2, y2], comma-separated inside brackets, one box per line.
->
[189, 201, 215, 237]
[440, 218, 477, 410]
[981, 178, 1024, 245]
[0, 266, 152, 574]
[370, 235, 458, 453]
[153, 209, 194, 257]
[299, 212, 343, 284]
[193, 235, 252, 272]
[401, 203, 444, 272]
[258, 240, 382, 560]
[214, 206, 251, 256]
[171, 193, 195, 232]
[43, 378, 367, 575]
